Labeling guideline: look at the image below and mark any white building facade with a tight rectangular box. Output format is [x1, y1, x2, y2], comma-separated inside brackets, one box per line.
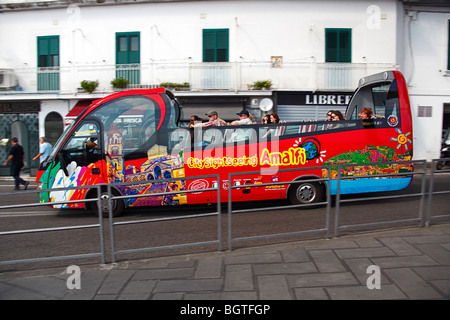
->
[0, 0, 448, 174]
[401, 2, 450, 162]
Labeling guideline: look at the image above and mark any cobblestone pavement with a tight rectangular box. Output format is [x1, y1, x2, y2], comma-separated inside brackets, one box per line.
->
[0, 223, 449, 301]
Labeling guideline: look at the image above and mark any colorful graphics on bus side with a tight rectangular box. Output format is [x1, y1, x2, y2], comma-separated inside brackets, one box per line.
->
[39, 128, 412, 209]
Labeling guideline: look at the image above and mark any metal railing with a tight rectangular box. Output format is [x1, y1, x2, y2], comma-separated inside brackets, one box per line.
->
[227, 166, 332, 251]
[106, 174, 221, 264]
[0, 159, 448, 267]
[334, 160, 428, 237]
[427, 158, 450, 226]
[1, 62, 397, 94]
[0, 184, 106, 266]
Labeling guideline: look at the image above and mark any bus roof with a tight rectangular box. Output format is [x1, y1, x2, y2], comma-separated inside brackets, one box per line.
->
[357, 70, 400, 87]
[89, 87, 167, 110]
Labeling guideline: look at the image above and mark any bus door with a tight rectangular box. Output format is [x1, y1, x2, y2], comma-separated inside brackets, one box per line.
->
[53, 120, 103, 208]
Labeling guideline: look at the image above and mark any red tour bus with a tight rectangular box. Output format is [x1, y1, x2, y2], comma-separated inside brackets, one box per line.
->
[36, 70, 413, 216]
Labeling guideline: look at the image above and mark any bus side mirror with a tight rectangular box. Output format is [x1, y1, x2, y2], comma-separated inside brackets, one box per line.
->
[57, 153, 69, 177]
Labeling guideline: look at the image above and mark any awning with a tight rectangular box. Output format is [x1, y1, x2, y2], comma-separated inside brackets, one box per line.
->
[65, 100, 93, 126]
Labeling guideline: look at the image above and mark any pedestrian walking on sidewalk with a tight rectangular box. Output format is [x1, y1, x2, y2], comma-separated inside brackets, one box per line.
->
[32, 137, 52, 163]
[2, 137, 29, 191]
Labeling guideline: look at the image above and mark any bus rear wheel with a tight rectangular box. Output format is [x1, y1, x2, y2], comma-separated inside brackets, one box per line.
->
[289, 181, 324, 206]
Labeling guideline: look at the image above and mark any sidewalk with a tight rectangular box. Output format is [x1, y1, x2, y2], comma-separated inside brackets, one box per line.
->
[0, 223, 449, 300]
[0, 172, 35, 182]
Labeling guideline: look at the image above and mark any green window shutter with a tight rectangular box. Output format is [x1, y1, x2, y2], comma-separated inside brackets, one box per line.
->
[216, 29, 229, 62]
[128, 35, 140, 64]
[203, 30, 216, 62]
[325, 28, 351, 63]
[115, 32, 140, 84]
[203, 29, 229, 62]
[37, 36, 59, 91]
[38, 37, 49, 67]
[116, 35, 128, 65]
[49, 36, 60, 67]
[339, 29, 351, 63]
[116, 32, 140, 64]
[325, 30, 338, 63]
[37, 36, 59, 67]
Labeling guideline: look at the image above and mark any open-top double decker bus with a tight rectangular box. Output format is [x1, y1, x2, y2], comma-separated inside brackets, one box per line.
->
[36, 70, 413, 216]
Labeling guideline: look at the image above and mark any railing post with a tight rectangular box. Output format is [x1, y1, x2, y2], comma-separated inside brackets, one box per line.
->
[334, 164, 342, 238]
[426, 160, 436, 227]
[97, 184, 106, 264]
[228, 172, 233, 251]
[107, 184, 116, 264]
[418, 160, 427, 228]
[325, 166, 332, 239]
[216, 174, 222, 251]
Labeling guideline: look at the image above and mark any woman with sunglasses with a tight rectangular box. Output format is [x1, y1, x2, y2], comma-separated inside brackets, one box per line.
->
[326, 111, 335, 121]
[328, 110, 345, 129]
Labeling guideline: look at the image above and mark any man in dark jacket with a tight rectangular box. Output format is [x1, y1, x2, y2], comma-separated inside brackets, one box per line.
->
[2, 137, 29, 190]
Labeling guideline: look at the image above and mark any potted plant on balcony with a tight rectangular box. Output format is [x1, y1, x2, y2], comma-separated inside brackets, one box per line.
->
[160, 82, 175, 90]
[253, 80, 272, 90]
[173, 82, 190, 91]
[111, 77, 129, 90]
[160, 82, 190, 91]
[80, 80, 99, 94]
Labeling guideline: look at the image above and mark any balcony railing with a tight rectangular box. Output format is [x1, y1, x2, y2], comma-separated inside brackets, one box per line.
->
[0, 62, 398, 95]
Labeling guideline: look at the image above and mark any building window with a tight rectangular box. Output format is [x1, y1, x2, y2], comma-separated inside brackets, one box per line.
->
[418, 106, 432, 118]
[37, 36, 59, 91]
[37, 36, 59, 68]
[325, 28, 352, 63]
[116, 32, 140, 84]
[203, 29, 229, 62]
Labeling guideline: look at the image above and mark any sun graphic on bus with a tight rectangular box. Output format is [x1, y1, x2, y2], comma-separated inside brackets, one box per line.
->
[390, 128, 412, 151]
[293, 138, 327, 163]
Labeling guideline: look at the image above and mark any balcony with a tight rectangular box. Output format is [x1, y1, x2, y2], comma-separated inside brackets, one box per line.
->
[0, 61, 398, 96]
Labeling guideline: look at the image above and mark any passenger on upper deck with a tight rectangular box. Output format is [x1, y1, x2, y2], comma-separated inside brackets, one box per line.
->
[326, 110, 334, 121]
[231, 110, 253, 126]
[329, 110, 345, 129]
[189, 115, 202, 128]
[194, 110, 226, 127]
[270, 113, 280, 124]
[359, 107, 375, 128]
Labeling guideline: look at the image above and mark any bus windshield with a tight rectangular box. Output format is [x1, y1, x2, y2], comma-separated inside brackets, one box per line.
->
[346, 79, 399, 122]
[90, 96, 159, 160]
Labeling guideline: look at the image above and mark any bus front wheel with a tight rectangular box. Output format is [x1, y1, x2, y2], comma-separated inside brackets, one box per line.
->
[89, 189, 124, 217]
[289, 181, 324, 206]
[100, 191, 124, 217]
